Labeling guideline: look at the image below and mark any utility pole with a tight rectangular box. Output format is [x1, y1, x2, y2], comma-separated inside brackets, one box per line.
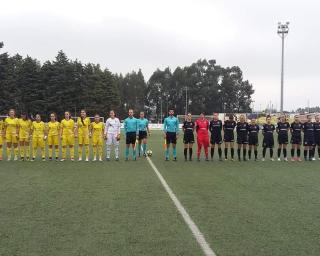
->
[185, 86, 188, 115]
[277, 22, 289, 113]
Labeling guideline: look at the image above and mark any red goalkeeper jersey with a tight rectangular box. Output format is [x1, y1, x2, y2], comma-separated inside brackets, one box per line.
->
[195, 118, 209, 136]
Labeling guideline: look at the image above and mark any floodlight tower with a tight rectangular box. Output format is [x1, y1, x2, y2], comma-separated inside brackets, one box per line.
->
[277, 21, 289, 113]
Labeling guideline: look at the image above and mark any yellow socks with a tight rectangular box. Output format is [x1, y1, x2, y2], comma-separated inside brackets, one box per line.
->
[70, 147, 74, 159]
[62, 147, 66, 159]
[98, 145, 102, 158]
[33, 147, 37, 158]
[49, 147, 53, 158]
[55, 147, 59, 158]
[14, 147, 18, 158]
[20, 146, 25, 158]
[78, 146, 83, 159]
[85, 145, 89, 158]
[25, 145, 30, 158]
[7, 147, 11, 159]
[93, 146, 97, 158]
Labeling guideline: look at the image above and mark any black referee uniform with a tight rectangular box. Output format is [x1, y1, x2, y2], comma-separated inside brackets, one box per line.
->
[182, 120, 195, 160]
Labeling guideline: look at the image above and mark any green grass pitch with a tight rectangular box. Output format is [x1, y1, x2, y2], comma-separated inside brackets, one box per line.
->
[1, 131, 320, 256]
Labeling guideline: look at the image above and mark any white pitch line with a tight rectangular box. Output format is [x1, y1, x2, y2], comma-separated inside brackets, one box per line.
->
[146, 157, 216, 256]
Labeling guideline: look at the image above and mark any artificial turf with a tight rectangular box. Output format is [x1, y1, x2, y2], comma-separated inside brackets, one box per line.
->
[1, 131, 320, 256]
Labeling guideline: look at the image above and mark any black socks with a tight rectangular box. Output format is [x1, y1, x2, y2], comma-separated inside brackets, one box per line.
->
[211, 148, 214, 158]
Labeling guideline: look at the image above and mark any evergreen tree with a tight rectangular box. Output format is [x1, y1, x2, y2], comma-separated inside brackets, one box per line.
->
[0, 43, 254, 119]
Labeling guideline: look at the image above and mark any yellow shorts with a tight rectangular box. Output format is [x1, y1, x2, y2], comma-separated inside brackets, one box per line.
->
[19, 137, 29, 143]
[33, 137, 44, 148]
[78, 134, 89, 145]
[6, 133, 18, 144]
[0, 136, 3, 145]
[92, 136, 103, 146]
[48, 135, 59, 146]
[62, 135, 75, 146]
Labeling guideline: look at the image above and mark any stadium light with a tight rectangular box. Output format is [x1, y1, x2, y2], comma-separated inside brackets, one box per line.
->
[277, 21, 289, 113]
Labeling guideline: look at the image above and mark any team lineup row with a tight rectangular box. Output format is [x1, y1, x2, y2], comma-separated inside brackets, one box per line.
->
[177, 112, 320, 162]
[1, 109, 125, 161]
[1, 108, 320, 162]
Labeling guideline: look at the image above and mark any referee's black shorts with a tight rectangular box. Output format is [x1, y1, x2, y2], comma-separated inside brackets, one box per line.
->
[138, 131, 147, 140]
[183, 133, 194, 144]
[126, 132, 137, 145]
[166, 132, 177, 144]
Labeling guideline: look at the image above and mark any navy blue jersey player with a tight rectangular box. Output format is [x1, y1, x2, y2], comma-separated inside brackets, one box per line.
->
[302, 115, 315, 161]
[276, 115, 290, 161]
[223, 114, 236, 160]
[209, 113, 223, 160]
[247, 118, 259, 161]
[236, 114, 249, 161]
[314, 115, 320, 160]
[290, 115, 302, 161]
[262, 116, 275, 161]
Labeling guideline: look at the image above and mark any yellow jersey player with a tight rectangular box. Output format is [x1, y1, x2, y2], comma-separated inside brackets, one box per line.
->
[0, 117, 4, 161]
[18, 113, 32, 161]
[60, 111, 76, 161]
[4, 109, 19, 161]
[31, 114, 47, 161]
[91, 114, 104, 162]
[77, 109, 90, 161]
[47, 113, 60, 161]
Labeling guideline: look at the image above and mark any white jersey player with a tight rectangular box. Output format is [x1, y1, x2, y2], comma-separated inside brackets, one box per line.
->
[104, 110, 121, 160]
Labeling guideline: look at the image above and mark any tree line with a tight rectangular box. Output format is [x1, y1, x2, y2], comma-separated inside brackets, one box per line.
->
[0, 42, 254, 121]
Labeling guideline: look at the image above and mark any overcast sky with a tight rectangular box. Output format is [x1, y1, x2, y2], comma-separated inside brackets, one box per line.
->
[1, 0, 319, 111]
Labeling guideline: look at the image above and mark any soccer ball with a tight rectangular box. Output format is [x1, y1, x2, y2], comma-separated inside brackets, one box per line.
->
[146, 149, 153, 157]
